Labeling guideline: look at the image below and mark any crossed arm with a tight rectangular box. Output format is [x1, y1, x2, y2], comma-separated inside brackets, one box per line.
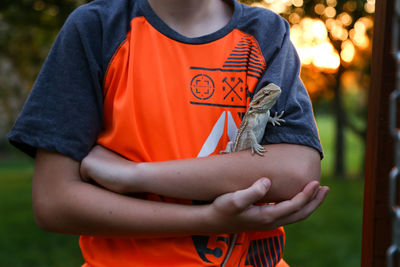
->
[33, 144, 328, 238]
[80, 143, 322, 202]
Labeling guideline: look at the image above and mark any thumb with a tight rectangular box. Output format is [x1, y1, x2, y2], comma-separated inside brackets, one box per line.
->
[230, 178, 271, 211]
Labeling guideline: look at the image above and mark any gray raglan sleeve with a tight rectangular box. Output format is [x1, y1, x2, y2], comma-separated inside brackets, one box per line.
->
[7, 8, 104, 161]
[256, 18, 323, 158]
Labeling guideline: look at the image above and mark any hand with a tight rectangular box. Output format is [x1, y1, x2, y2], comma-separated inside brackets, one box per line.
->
[207, 178, 329, 233]
[80, 145, 137, 193]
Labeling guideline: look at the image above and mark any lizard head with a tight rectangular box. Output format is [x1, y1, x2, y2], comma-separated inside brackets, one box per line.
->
[249, 83, 281, 111]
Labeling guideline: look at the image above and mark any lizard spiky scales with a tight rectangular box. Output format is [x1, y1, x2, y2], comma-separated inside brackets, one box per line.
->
[221, 83, 285, 156]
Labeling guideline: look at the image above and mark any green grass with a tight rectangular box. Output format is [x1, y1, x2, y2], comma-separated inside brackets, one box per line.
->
[316, 114, 365, 178]
[284, 176, 363, 266]
[0, 114, 364, 266]
[0, 163, 83, 267]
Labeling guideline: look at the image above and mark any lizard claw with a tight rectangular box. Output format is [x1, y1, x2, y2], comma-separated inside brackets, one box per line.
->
[220, 141, 234, 154]
[252, 143, 266, 156]
[269, 111, 285, 126]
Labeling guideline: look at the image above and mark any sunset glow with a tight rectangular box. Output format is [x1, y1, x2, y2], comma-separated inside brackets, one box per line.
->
[290, 18, 340, 71]
[251, 0, 374, 72]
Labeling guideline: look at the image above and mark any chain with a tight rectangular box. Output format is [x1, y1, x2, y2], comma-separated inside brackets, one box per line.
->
[388, 1, 400, 265]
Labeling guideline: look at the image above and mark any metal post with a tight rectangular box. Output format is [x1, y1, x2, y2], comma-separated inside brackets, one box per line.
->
[388, 1, 400, 265]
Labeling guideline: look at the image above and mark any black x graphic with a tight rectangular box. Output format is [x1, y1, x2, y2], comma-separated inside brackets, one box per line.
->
[222, 77, 244, 101]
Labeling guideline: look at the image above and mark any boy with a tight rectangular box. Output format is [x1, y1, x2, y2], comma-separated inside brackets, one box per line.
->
[8, 0, 328, 266]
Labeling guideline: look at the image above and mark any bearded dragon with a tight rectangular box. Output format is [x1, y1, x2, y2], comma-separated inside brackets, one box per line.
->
[221, 83, 285, 156]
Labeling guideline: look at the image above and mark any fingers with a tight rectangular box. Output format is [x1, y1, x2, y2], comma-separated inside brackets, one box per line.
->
[266, 181, 320, 217]
[276, 186, 329, 226]
[211, 179, 329, 233]
[230, 178, 271, 211]
[254, 181, 328, 230]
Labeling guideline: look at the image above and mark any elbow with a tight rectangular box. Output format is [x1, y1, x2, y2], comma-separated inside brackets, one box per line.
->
[32, 185, 71, 233]
[291, 145, 321, 184]
[258, 144, 322, 202]
[296, 156, 321, 186]
[274, 150, 321, 201]
[32, 149, 81, 233]
[290, 154, 321, 195]
[297, 150, 321, 183]
[32, 194, 59, 233]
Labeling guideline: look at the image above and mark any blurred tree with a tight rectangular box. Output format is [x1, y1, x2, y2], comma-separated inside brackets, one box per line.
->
[0, 0, 90, 149]
[299, 0, 372, 178]
[241, 0, 374, 178]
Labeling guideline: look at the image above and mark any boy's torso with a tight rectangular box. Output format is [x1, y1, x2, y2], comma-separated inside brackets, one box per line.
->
[80, 0, 285, 266]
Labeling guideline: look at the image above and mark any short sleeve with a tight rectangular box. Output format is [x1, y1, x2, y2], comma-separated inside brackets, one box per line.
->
[256, 20, 323, 158]
[7, 9, 104, 161]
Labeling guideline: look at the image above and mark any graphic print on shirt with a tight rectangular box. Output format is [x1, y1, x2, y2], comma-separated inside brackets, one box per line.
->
[197, 111, 238, 158]
[193, 35, 266, 159]
[191, 235, 230, 263]
[222, 76, 245, 102]
[241, 236, 284, 267]
[191, 74, 215, 100]
[189, 36, 266, 110]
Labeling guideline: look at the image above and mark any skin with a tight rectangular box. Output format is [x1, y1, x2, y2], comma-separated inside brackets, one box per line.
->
[147, 0, 233, 38]
[80, 144, 323, 203]
[34, 148, 328, 237]
[32, 0, 329, 239]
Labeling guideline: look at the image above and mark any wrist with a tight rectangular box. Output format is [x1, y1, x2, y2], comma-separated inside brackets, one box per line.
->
[79, 156, 95, 182]
[130, 162, 150, 193]
[201, 201, 240, 235]
[195, 204, 225, 235]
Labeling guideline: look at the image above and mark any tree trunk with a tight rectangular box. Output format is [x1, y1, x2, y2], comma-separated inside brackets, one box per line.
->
[334, 65, 345, 178]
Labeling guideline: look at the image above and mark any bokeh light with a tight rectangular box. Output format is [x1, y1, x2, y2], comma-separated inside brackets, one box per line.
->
[251, 0, 374, 74]
[290, 17, 340, 71]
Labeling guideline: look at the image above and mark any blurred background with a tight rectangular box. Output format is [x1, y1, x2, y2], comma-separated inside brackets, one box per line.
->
[0, 0, 373, 266]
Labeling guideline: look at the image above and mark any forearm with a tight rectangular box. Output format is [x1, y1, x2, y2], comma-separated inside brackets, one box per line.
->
[136, 144, 320, 202]
[38, 182, 211, 237]
[33, 150, 211, 237]
[83, 144, 321, 202]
